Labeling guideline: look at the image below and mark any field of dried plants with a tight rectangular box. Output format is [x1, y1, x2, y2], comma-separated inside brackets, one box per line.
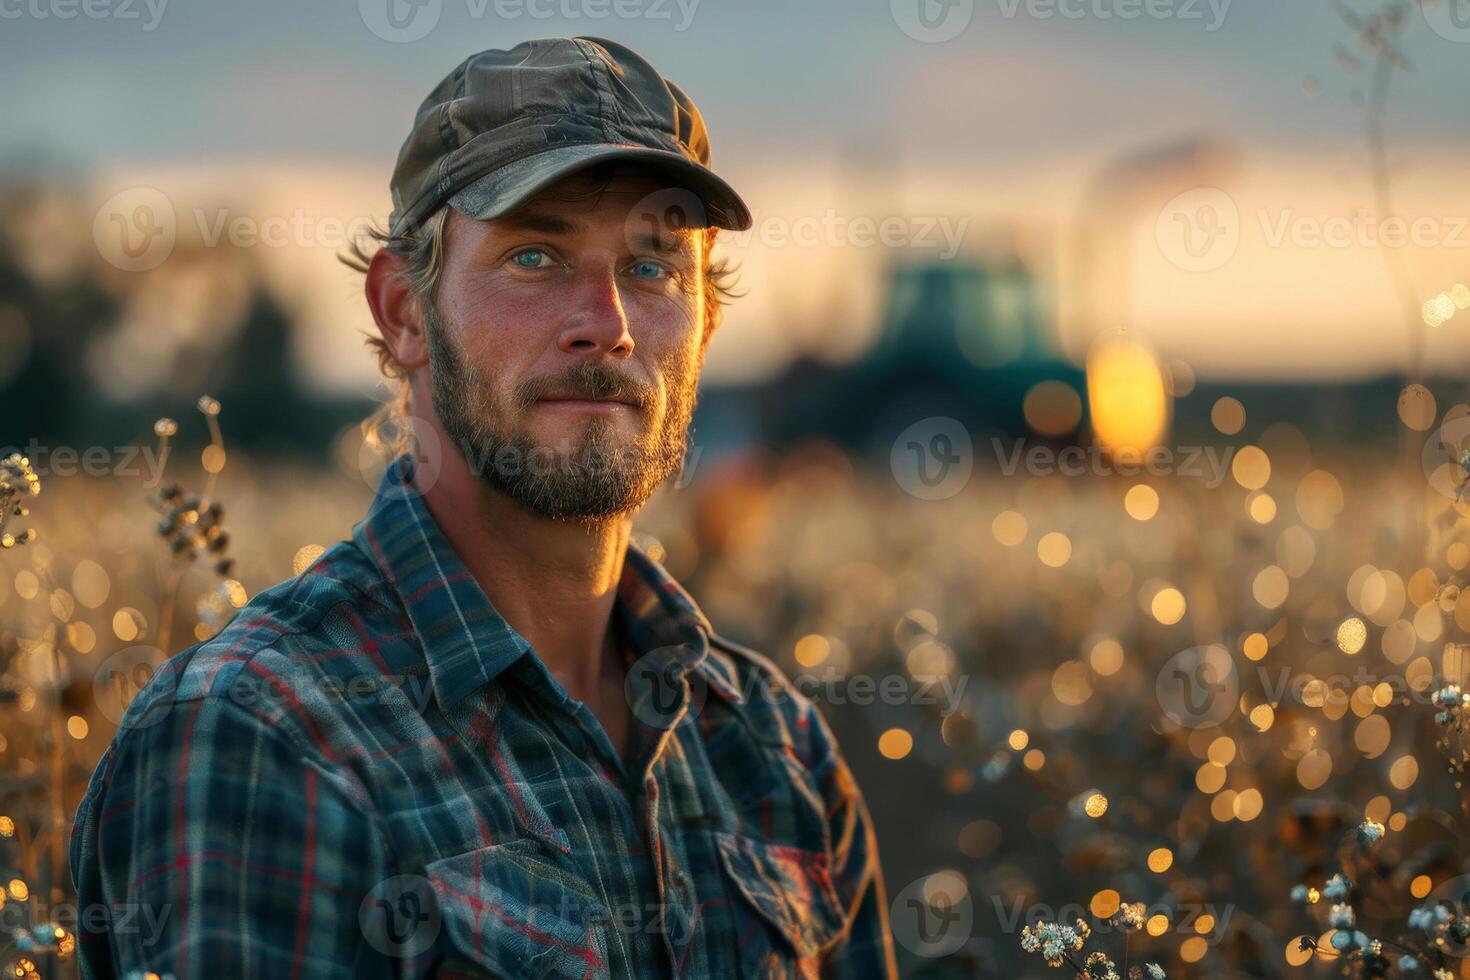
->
[2, 391, 1470, 979]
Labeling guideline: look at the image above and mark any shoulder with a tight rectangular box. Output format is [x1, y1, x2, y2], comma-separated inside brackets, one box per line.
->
[104, 538, 405, 773]
[72, 541, 402, 855]
[704, 630, 844, 773]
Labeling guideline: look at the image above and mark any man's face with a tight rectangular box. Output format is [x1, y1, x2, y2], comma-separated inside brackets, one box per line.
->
[420, 168, 711, 521]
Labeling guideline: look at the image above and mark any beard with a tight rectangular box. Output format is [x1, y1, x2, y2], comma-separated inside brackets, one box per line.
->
[420, 299, 698, 522]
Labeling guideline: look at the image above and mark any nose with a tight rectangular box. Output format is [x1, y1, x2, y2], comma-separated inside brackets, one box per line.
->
[556, 257, 635, 359]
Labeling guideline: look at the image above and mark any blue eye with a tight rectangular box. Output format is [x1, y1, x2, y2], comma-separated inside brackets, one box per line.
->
[512, 249, 549, 269]
[630, 260, 667, 280]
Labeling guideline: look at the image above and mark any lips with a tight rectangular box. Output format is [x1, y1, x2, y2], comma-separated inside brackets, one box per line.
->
[536, 396, 640, 407]
[533, 395, 644, 416]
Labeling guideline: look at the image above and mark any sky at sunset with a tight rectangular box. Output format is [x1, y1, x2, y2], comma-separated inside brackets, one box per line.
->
[6, 0, 1470, 394]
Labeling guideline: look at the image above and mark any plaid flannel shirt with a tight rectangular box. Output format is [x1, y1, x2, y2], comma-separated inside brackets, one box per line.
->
[70, 454, 897, 979]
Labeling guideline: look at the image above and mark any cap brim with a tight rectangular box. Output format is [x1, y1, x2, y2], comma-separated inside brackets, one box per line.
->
[446, 143, 752, 233]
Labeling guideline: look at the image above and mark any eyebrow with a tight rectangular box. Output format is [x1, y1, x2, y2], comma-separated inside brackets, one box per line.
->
[628, 231, 695, 256]
[496, 210, 696, 255]
[495, 213, 581, 235]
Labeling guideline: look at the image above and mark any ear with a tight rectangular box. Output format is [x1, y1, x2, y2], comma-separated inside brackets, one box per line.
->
[365, 246, 429, 371]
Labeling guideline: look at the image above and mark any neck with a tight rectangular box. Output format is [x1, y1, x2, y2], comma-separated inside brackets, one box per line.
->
[412, 427, 632, 699]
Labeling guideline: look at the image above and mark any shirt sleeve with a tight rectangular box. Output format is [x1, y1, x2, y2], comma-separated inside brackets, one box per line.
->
[70, 692, 402, 979]
[795, 700, 900, 980]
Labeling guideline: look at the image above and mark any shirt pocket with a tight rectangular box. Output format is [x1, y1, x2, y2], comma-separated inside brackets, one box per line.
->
[424, 837, 611, 980]
[714, 830, 848, 980]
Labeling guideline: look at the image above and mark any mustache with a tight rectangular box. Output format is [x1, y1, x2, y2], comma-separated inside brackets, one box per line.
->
[513, 361, 657, 411]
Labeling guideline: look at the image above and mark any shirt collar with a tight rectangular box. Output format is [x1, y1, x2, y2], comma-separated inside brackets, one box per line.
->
[352, 453, 743, 714]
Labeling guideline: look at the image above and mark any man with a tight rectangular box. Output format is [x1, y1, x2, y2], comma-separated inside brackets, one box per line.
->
[70, 36, 897, 979]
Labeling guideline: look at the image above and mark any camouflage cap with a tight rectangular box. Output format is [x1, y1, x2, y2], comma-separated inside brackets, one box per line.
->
[387, 36, 752, 239]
